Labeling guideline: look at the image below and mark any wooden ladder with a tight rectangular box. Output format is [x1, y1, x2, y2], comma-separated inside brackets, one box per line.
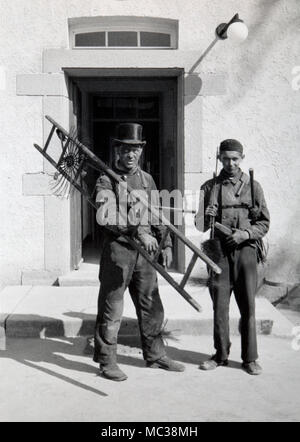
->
[34, 116, 221, 312]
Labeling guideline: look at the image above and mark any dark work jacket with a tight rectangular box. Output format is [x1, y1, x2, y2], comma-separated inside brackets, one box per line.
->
[200, 169, 270, 241]
[95, 165, 172, 248]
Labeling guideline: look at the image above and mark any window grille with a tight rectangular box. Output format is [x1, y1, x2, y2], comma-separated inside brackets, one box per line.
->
[69, 17, 178, 49]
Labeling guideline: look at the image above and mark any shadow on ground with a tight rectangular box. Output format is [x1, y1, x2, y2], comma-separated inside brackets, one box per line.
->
[0, 310, 242, 399]
[0, 331, 108, 397]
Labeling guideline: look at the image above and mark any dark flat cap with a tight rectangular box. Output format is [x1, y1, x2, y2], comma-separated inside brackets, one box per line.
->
[219, 139, 243, 154]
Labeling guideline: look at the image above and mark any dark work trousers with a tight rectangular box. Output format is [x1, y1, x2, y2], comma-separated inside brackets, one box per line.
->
[208, 242, 258, 363]
[93, 239, 166, 365]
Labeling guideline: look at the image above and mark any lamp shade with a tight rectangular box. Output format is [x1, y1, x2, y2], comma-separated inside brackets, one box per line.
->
[227, 21, 248, 42]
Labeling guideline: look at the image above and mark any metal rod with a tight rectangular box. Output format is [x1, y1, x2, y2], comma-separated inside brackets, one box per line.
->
[154, 205, 196, 214]
[249, 168, 255, 208]
[210, 146, 219, 239]
[188, 37, 219, 73]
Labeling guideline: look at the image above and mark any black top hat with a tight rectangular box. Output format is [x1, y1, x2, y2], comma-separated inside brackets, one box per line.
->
[113, 123, 146, 146]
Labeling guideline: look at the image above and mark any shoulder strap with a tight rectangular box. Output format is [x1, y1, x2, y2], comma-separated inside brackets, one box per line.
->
[235, 172, 249, 197]
[241, 172, 249, 184]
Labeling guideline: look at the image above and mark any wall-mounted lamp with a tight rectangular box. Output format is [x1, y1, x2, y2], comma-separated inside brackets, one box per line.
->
[189, 13, 249, 73]
[216, 13, 248, 42]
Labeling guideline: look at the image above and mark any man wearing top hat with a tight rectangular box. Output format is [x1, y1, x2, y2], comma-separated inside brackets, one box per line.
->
[196, 139, 270, 375]
[93, 122, 184, 381]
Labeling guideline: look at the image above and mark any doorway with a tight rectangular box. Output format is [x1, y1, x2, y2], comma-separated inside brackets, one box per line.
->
[92, 94, 160, 180]
[71, 76, 183, 271]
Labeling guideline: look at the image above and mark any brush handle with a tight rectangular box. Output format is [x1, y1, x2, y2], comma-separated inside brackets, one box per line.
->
[249, 168, 255, 208]
[210, 172, 217, 239]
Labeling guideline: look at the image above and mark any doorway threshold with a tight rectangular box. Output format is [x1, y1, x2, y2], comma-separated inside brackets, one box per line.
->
[59, 262, 99, 286]
[58, 263, 204, 288]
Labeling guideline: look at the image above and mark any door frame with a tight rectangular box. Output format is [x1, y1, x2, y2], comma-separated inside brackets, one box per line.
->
[68, 71, 185, 272]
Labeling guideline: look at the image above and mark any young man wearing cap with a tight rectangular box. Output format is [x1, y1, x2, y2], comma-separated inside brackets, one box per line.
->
[93, 123, 185, 381]
[196, 139, 270, 375]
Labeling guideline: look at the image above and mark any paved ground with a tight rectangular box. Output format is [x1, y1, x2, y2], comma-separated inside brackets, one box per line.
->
[0, 333, 299, 422]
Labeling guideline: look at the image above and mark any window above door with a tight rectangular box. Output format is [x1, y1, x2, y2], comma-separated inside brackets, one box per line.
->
[69, 16, 178, 49]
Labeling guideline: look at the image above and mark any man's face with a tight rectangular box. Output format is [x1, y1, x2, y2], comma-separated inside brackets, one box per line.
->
[117, 144, 143, 171]
[219, 150, 244, 175]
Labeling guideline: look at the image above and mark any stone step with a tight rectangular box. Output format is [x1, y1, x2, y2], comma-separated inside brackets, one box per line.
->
[0, 285, 294, 339]
[58, 264, 191, 287]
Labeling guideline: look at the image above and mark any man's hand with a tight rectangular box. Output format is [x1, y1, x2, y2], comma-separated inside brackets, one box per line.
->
[139, 233, 158, 253]
[161, 247, 173, 268]
[205, 205, 218, 217]
[225, 229, 249, 248]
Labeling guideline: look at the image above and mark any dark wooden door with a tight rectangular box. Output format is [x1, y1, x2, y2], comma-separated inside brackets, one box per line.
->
[74, 77, 181, 269]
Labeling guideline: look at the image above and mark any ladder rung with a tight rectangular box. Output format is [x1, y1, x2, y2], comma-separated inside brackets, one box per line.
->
[179, 252, 198, 289]
[57, 136, 72, 168]
[127, 237, 202, 312]
[43, 125, 56, 152]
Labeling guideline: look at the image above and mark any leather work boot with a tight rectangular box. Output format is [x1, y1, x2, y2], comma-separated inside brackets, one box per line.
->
[100, 363, 128, 381]
[242, 361, 262, 375]
[146, 356, 185, 372]
[199, 355, 228, 371]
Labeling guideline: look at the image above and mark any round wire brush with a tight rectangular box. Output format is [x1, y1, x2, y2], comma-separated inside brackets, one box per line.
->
[49, 127, 85, 198]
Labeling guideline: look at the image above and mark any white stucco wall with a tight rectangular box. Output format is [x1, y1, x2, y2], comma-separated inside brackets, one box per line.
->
[0, 0, 299, 288]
